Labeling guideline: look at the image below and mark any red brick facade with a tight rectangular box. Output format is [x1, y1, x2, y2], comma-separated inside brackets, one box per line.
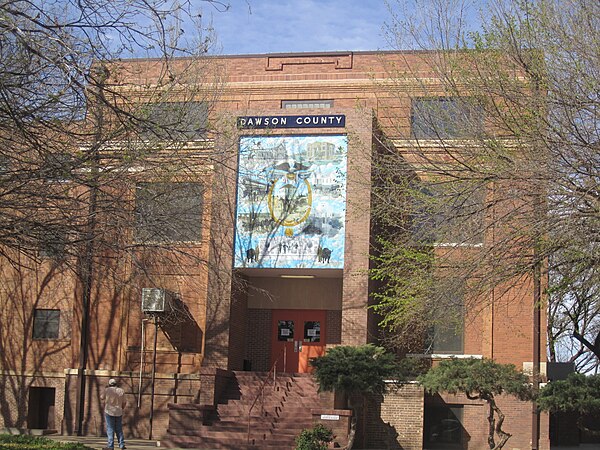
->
[0, 51, 549, 449]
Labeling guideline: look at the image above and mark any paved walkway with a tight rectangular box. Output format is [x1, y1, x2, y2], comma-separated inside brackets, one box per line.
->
[47, 435, 159, 450]
[48, 435, 600, 450]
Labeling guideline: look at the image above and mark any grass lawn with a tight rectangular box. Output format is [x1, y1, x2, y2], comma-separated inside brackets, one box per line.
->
[0, 435, 93, 450]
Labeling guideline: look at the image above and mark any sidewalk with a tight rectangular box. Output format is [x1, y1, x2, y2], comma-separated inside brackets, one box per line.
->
[48, 435, 600, 450]
[47, 435, 159, 450]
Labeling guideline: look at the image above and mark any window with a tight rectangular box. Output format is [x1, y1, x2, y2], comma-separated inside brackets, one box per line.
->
[427, 279, 464, 354]
[33, 309, 60, 339]
[43, 153, 76, 181]
[412, 181, 485, 245]
[431, 319, 463, 354]
[134, 182, 203, 243]
[411, 97, 482, 139]
[38, 227, 66, 259]
[139, 101, 208, 140]
[424, 401, 463, 448]
[282, 100, 333, 109]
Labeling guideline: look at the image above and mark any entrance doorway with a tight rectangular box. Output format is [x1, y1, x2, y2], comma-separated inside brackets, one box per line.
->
[271, 309, 326, 373]
[27, 387, 55, 430]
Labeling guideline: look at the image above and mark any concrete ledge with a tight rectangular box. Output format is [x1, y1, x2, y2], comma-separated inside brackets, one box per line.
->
[0, 428, 58, 435]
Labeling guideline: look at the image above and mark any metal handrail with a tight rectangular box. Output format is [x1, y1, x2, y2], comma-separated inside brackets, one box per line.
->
[246, 347, 286, 444]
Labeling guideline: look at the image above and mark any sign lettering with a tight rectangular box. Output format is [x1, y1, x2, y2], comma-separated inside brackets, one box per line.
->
[237, 115, 345, 129]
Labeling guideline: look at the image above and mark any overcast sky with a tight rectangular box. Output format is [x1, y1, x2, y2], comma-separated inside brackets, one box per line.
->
[204, 0, 393, 55]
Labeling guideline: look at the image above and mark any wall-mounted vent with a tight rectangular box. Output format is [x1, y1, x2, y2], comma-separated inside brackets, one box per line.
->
[141, 288, 172, 313]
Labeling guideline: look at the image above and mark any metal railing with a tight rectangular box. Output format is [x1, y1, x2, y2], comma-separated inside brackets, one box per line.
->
[246, 347, 286, 445]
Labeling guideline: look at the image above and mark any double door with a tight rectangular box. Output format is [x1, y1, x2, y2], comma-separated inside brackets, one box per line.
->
[271, 309, 326, 373]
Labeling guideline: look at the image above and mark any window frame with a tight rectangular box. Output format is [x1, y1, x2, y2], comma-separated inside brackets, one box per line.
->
[411, 96, 483, 139]
[38, 227, 67, 260]
[411, 180, 486, 246]
[138, 101, 208, 140]
[134, 181, 204, 244]
[32, 309, 61, 340]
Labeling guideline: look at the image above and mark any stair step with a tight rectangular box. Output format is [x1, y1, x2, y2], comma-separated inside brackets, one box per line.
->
[164, 370, 326, 449]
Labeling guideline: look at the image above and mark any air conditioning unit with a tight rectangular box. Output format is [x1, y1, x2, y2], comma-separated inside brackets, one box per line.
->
[141, 288, 172, 313]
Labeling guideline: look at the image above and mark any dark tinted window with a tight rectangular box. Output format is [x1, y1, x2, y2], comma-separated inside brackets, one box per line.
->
[134, 182, 203, 243]
[33, 309, 60, 339]
[412, 97, 482, 139]
[139, 101, 208, 140]
[38, 227, 66, 259]
[429, 281, 464, 354]
[43, 153, 76, 181]
[424, 402, 463, 447]
[412, 182, 485, 245]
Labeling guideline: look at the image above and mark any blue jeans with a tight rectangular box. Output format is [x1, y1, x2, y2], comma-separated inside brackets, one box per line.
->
[105, 413, 125, 449]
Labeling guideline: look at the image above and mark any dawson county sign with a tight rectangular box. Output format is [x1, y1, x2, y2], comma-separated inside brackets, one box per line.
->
[237, 114, 345, 129]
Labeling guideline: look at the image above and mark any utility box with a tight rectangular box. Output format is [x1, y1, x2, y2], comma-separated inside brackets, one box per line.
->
[141, 288, 172, 313]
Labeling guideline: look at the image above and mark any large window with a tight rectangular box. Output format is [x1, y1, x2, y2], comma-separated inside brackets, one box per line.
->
[412, 181, 485, 245]
[139, 101, 208, 140]
[38, 227, 66, 259]
[411, 97, 482, 139]
[43, 153, 76, 181]
[429, 281, 464, 354]
[431, 319, 464, 354]
[33, 309, 60, 339]
[134, 182, 203, 243]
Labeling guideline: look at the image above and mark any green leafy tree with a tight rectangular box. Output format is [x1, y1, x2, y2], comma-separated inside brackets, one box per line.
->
[538, 373, 600, 433]
[378, 0, 600, 371]
[419, 358, 534, 450]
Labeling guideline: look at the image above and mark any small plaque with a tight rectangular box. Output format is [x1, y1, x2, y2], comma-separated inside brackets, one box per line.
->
[320, 414, 340, 421]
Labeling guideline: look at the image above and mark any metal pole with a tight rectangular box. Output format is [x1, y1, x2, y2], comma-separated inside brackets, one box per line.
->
[149, 316, 158, 440]
[532, 259, 541, 450]
[138, 319, 146, 408]
[531, 188, 542, 450]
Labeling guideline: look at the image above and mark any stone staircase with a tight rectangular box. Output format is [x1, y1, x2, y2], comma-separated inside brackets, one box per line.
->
[162, 371, 328, 450]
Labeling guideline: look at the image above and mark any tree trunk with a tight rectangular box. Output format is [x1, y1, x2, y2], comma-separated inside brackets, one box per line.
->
[490, 396, 512, 450]
[486, 398, 496, 449]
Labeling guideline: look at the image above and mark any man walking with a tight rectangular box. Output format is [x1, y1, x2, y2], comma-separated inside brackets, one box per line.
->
[102, 378, 127, 450]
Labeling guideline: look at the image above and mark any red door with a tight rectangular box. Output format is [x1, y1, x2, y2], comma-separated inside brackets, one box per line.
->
[271, 309, 326, 373]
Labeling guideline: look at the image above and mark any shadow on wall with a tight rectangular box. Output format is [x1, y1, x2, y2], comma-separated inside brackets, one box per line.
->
[365, 393, 404, 450]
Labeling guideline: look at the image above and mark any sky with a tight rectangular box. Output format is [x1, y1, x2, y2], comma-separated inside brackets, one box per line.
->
[203, 0, 393, 55]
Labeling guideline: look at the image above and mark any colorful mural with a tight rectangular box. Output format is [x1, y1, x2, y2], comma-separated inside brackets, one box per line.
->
[234, 135, 347, 269]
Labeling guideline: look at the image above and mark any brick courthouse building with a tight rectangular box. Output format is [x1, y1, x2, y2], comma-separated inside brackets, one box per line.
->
[0, 51, 549, 449]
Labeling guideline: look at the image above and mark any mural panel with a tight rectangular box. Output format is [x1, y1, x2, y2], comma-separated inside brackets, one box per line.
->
[234, 135, 347, 269]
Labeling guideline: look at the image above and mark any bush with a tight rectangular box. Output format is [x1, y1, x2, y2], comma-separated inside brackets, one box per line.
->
[538, 373, 600, 415]
[0, 434, 93, 450]
[295, 424, 334, 450]
[310, 344, 397, 395]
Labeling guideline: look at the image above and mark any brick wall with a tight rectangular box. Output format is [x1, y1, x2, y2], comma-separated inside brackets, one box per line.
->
[0, 372, 66, 431]
[326, 310, 342, 345]
[245, 309, 271, 372]
[341, 112, 375, 346]
[227, 275, 248, 371]
[63, 370, 202, 440]
[435, 391, 550, 450]
[365, 383, 424, 450]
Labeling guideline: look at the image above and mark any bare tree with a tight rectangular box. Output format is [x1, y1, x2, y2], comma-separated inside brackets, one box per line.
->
[0, 0, 235, 434]
[373, 0, 599, 367]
